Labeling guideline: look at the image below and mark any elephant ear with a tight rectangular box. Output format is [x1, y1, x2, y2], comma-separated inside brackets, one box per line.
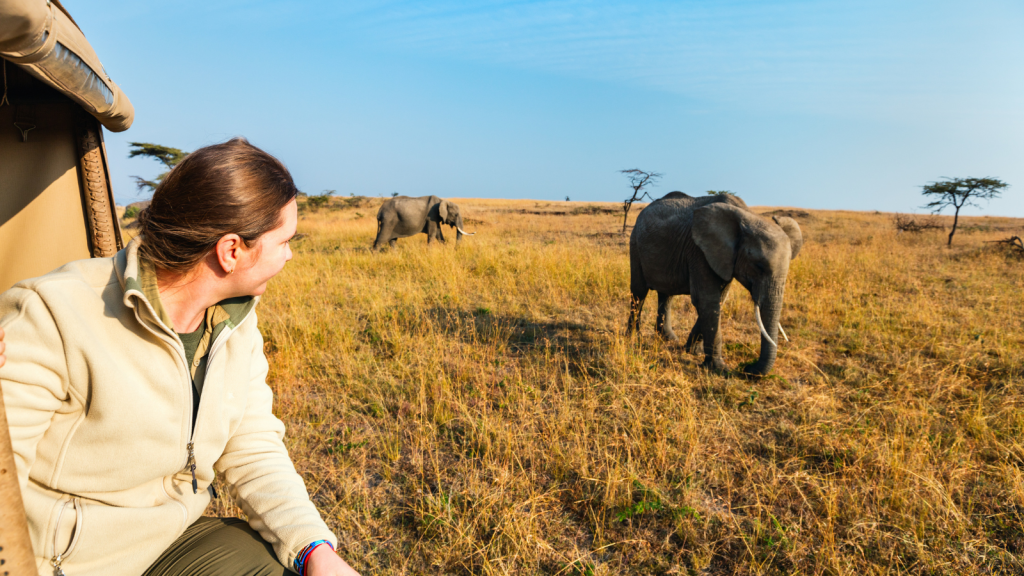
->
[438, 200, 449, 223]
[772, 216, 803, 259]
[692, 203, 742, 281]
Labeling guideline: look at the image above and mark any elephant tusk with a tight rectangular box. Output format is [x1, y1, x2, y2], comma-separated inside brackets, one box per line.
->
[778, 324, 789, 342]
[755, 304, 777, 348]
[456, 226, 476, 236]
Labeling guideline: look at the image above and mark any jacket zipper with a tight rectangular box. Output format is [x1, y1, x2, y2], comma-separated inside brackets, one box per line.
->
[50, 498, 82, 576]
[184, 309, 252, 492]
[129, 292, 256, 495]
[133, 317, 196, 487]
[126, 300, 205, 494]
[186, 441, 198, 494]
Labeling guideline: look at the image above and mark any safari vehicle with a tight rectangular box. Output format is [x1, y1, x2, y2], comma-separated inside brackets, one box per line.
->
[0, 0, 133, 571]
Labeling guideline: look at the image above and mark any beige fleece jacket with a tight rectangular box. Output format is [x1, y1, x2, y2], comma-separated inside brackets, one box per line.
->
[0, 238, 337, 576]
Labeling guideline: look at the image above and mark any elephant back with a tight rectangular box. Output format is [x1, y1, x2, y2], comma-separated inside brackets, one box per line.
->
[636, 193, 748, 239]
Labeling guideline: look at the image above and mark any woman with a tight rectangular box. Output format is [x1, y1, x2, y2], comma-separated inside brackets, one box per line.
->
[0, 139, 359, 576]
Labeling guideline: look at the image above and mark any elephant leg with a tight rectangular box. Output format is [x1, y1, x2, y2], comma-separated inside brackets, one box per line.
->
[683, 323, 702, 353]
[691, 290, 727, 372]
[692, 280, 733, 350]
[437, 226, 446, 244]
[686, 282, 730, 353]
[426, 222, 447, 245]
[627, 288, 648, 336]
[656, 292, 678, 341]
[388, 238, 397, 248]
[626, 245, 648, 336]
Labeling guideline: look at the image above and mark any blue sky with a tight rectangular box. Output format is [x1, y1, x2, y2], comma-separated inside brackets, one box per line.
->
[76, 0, 1024, 215]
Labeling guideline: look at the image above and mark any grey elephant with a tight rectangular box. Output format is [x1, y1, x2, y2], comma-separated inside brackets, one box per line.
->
[627, 192, 803, 375]
[373, 195, 475, 250]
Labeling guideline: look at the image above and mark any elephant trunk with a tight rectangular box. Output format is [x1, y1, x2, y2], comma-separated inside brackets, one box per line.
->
[746, 279, 785, 375]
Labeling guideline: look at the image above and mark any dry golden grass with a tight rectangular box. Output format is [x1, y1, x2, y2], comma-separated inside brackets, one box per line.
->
[201, 197, 1024, 575]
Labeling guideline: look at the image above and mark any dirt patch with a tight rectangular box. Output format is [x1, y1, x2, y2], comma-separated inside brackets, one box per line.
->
[569, 205, 619, 216]
[504, 206, 619, 217]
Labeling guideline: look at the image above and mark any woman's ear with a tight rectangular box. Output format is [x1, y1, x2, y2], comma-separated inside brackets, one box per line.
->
[214, 233, 244, 274]
[438, 201, 449, 223]
[692, 204, 742, 280]
[772, 216, 803, 259]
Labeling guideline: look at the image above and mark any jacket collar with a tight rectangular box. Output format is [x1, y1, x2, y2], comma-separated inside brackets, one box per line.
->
[117, 237, 257, 339]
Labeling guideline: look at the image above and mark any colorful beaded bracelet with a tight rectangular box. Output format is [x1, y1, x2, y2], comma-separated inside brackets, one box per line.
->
[294, 539, 334, 576]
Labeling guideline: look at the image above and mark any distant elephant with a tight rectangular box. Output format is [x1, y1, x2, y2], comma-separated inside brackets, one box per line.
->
[627, 192, 803, 375]
[374, 195, 475, 250]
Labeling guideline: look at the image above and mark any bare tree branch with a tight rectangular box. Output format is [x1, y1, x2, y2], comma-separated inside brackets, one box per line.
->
[620, 168, 662, 235]
[986, 235, 1024, 256]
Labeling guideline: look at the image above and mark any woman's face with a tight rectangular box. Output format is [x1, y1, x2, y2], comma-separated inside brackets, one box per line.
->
[235, 199, 298, 296]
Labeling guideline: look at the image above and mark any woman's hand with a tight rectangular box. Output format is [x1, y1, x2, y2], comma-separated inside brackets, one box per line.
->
[305, 544, 361, 576]
[0, 326, 6, 368]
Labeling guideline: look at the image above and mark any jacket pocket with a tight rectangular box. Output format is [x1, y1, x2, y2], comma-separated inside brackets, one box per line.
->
[59, 498, 191, 576]
[50, 497, 82, 575]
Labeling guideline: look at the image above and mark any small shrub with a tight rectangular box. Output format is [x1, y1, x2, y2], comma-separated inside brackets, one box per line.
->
[616, 499, 663, 522]
[342, 194, 370, 209]
[327, 439, 368, 456]
[616, 481, 664, 522]
[305, 191, 333, 212]
[893, 213, 942, 234]
[561, 561, 594, 576]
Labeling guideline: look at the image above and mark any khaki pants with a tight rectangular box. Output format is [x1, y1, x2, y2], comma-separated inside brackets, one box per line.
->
[143, 517, 291, 576]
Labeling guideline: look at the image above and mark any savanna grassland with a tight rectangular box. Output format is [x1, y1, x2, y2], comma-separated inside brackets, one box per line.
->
[192, 197, 1024, 575]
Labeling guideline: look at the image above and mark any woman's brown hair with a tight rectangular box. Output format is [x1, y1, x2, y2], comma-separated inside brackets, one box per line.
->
[137, 138, 298, 273]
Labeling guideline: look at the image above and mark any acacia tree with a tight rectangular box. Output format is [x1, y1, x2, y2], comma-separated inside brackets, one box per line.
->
[921, 177, 1009, 246]
[620, 168, 662, 234]
[128, 142, 189, 193]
